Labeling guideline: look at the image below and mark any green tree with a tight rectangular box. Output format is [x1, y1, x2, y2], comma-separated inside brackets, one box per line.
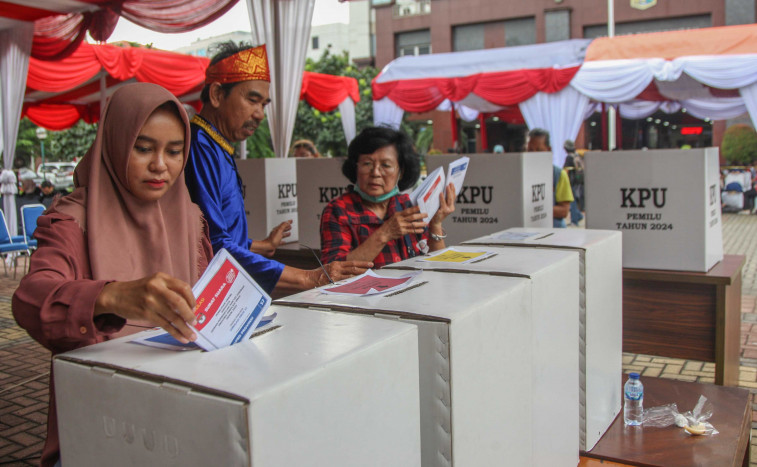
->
[12, 118, 39, 167]
[48, 120, 97, 161]
[243, 117, 275, 158]
[9, 118, 97, 168]
[722, 124, 757, 165]
[292, 49, 378, 157]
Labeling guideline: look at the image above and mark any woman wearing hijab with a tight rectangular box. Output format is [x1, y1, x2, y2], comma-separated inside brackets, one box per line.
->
[12, 83, 212, 467]
[320, 127, 455, 268]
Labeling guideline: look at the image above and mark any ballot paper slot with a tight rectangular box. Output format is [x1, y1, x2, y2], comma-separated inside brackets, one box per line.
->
[469, 253, 498, 264]
[385, 281, 429, 297]
[58, 356, 250, 404]
[281, 301, 453, 324]
[249, 324, 281, 340]
[465, 241, 588, 254]
[387, 266, 532, 280]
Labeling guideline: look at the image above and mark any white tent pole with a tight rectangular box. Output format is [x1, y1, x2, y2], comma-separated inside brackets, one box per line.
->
[607, 0, 616, 150]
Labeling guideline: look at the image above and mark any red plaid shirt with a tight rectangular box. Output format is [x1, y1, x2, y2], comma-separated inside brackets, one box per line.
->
[320, 190, 429, 268]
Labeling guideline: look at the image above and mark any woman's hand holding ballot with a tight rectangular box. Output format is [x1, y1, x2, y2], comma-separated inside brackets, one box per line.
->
[94, 273, 198, 344]
[426, 182, 456, 248]
[379, 205, 428, 241]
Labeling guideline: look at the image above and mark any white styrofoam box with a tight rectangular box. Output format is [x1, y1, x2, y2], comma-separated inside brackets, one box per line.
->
[384, 246, 579, 464]
[295, 158, 351, 250]
[585, 148, 723, 272]
[424, 152, 553, 245]
[462, 228, 622, 451]
[54, 307, 420, 467]
[237, 158, 299, 243]
[277, 266, 578, 467]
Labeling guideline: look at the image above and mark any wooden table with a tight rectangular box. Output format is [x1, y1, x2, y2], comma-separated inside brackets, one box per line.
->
[623, 255, 745, 386]
[584, 376, 751, 467]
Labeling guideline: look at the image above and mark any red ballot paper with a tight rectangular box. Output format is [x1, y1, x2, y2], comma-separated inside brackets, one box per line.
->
[322, 270, 419, 296]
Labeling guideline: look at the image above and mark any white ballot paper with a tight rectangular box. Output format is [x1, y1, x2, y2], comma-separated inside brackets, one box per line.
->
[410, 166, 445, 222]
[190, 249, 271, 351]
[131, 248, 272, 352]
[322, 270, 420, 296]
[446, 156, 470, 196]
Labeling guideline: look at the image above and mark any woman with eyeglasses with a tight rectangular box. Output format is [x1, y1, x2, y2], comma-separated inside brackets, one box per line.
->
[320, 127, 455, 268]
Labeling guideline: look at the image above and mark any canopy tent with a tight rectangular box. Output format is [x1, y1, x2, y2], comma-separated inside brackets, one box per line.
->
[374, 24, 757, 168]
[372, 39, 591, 166]
[572, 24, 757, 131]
[0, 0, 239, 235]
[3, 0, 238, 60]
[22, 41, 360, 142]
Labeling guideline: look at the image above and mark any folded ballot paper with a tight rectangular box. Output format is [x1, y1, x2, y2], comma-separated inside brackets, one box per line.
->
[409, 156, 469, 221]
[132, 248, 272, 352]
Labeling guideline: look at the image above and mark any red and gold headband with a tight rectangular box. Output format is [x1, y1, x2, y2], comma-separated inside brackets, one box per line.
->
[205, 44, 270, 84]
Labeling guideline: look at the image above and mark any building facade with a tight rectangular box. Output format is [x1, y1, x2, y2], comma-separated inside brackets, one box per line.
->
[308, 0, 374, 65]
[372, 0, 755, 153]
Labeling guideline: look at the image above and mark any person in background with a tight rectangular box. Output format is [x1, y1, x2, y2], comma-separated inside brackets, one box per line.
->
[526, 128, 574, 228]
[13, 83, 212, 467]
[291, 139, 321, 158]
[562, 139, 584, 226]
[38, 180, 61, 209]
[492, 144, 505, 154]
[320, 126, 455, 268]
[185, 41, 371, 294]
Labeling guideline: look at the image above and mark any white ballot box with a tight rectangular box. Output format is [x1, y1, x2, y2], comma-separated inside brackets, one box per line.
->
[425, 152, 553, 245]
[585, 148, 723, 272]
[277, 264, 578, 467]
[462, 228, 622, 451]
[296, 158, 351, 250]
[383, 246, 579, 464]
[54, 307, 420, 467]
[237, 158, 299, 243]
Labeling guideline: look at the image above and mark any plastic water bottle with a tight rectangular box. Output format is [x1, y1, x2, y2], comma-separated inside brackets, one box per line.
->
[624, 372, 644, 426]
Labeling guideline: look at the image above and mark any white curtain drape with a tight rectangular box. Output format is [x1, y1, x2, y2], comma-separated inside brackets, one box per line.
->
[572, 54, 757, 128]
[373, 97, 404, 129]
[618, 100, 666, 119]
[338, 98, 356, 145]
[571, 59, 656, 103]
[519, 86, 589, 167]
[247, 0, 315, 158]
[0, 22, 33, 237]
[616, 98, 747, 121]
[739, 81, 757, 129]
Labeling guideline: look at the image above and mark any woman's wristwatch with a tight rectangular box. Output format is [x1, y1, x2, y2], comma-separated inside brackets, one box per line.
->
[430, 228, 447, 241]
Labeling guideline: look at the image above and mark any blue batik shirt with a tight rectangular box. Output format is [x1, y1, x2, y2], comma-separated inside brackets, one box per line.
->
[185, 115, 284, 293]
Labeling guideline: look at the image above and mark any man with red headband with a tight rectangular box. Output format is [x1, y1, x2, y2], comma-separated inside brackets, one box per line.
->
[185, 42, 372, 293]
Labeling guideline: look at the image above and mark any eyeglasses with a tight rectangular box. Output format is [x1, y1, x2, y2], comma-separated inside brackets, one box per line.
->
[293, 143, 315, 154]
[357, 160, 398, 175]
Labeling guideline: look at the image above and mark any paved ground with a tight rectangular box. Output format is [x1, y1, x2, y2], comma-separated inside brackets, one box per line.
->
[0, 214, 756, 465]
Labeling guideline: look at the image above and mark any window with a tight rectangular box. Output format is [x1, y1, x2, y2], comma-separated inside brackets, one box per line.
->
[312, 36, 319, 50]
[545, 10, 570, 42]
[583, 15, 711, 38]
[504, 17, 536, 47]
[453, 24, 485, 52]
[396, 29, 431, 57]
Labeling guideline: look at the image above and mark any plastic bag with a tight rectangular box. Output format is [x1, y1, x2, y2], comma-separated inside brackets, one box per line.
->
[641, 395, 718, 435]
[680, 395, 718, 436]
[642, 403, 679, 428]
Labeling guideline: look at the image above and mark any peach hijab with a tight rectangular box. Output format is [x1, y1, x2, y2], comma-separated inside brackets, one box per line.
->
[55, 83, 204, 284]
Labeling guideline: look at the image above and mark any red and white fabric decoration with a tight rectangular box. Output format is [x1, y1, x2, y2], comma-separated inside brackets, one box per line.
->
[373, 39, 590, 165]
